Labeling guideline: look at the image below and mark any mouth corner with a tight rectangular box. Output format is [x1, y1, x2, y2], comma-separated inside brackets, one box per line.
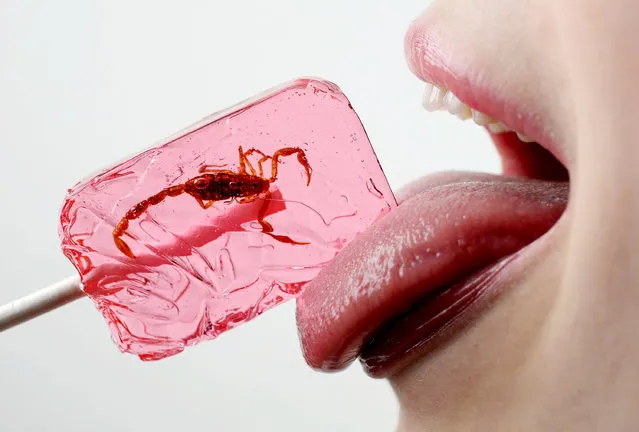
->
[490, 131, 569, 183]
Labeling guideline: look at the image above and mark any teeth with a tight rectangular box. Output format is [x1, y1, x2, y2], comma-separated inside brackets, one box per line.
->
[487, 122, 510, 134]
[472, 110, 494, 126]
[443, 92, 472, 120]
[516, 132, 536, 143]
[422, 83, 537, 141]
[422, 83, 446, 111]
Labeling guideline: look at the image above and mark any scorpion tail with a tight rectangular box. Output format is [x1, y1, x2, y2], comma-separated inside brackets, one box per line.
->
[112, 186, 185, 259]
[114, 235, 136, 259]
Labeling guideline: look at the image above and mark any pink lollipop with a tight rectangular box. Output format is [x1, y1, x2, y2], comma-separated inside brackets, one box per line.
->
[0, 78, 396, 360]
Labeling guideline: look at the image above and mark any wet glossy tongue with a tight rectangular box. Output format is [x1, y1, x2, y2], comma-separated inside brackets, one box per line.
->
[296, 175, 568, 371]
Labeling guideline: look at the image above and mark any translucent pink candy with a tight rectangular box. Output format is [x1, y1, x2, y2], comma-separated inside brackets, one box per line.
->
[59, 78, 396, 360]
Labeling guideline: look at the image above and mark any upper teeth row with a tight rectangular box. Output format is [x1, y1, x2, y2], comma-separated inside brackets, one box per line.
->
[422, 83, 535, 143]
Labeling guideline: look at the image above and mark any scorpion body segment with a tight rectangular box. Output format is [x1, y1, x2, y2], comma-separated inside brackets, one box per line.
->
[184, 172, 269, 202]
[113, 146, 312, 258]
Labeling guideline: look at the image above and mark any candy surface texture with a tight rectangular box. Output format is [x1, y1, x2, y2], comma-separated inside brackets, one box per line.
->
[59, 78, 396, 360]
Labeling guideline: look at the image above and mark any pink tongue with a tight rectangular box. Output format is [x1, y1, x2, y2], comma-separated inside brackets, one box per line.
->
[296, 174, 568, 371]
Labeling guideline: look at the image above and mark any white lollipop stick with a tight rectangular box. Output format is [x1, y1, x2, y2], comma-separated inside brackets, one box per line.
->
[0, 275, 85, 332]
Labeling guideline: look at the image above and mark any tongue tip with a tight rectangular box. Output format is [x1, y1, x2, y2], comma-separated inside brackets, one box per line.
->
[297, 308, 360, 372]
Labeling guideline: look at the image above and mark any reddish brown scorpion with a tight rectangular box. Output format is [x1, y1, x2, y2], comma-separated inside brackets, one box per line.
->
[113, 145, 313, 259]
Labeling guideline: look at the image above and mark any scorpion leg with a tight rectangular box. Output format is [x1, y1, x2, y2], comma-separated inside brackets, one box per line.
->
[267, 147, 313, 185]
[239, 146, 277, 177]
[238, 146, 258, 176]
[246, 151, 271, 178]
[237, 195, 259, 204]
[194, 197, 215, 209]
[198, 165, 234, 175]
[257, 155, 272, 179]
[256, 191, 309, 245]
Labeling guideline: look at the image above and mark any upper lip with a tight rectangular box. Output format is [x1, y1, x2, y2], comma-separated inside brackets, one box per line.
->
[404, 17, 568, 171]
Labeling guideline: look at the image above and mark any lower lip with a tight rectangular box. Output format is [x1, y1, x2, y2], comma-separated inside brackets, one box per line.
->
[358, 250, 524, 378]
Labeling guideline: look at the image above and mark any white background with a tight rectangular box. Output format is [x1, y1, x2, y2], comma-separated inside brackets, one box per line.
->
[0, 1, 499, 431]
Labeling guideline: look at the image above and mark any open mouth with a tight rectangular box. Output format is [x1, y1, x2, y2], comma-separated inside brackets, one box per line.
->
[295, 25, 570, 379]
[421, 82, 568, 183]
[356, 83, 570, 377]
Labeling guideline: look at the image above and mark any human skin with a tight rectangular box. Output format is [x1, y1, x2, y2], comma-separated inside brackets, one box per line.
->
[298, 1, 639, 430]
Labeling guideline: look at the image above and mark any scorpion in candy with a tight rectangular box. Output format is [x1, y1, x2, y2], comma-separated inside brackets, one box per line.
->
[113, 145, 313, 259]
